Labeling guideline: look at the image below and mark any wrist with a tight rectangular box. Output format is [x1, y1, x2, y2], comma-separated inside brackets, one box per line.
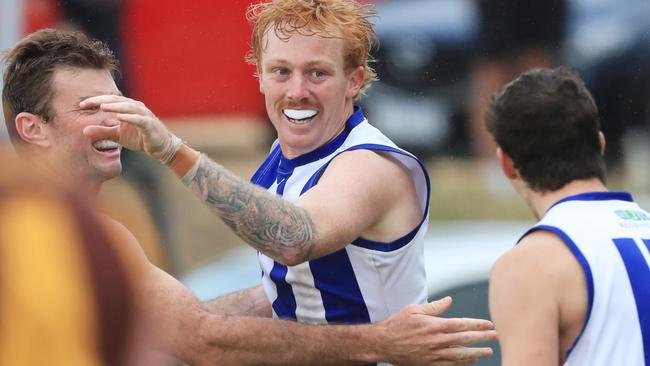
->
[166, 143, 201, 179]
[367, 321, 394, 364]
[157, 132, 183, 164]
[347, 323, 386, 364]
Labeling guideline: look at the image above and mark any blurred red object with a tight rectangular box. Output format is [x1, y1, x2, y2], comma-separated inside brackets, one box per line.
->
[122, 0, 266, 119]
[24, 0, 60, 33]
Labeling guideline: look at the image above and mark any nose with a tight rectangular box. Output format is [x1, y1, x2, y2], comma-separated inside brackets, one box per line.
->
[286, 74, 309, 101]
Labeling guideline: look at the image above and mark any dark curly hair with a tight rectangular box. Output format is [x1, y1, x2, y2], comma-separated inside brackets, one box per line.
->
[486, 66, 605, 192]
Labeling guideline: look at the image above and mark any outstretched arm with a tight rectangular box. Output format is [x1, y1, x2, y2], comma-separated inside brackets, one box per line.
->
[101, 215, 495, 365]
[204, 285, 272, 317]
[196, 296, 496, 366]
[82, 95, 320, 265]
[82, 96, 415, 266]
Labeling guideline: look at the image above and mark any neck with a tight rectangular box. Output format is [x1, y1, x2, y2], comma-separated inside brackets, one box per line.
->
[71, 179, 103, 202]
[524, 178, 608, 219]
[25, 154, 103, 203]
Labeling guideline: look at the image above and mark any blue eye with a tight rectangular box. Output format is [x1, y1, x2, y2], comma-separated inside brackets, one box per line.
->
[274, 68, 288, 76]
[311, 70, 325, 78]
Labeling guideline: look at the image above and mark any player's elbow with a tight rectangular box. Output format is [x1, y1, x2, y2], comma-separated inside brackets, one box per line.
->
[276, 248, 310, 266]
[274, 235, 315, 266]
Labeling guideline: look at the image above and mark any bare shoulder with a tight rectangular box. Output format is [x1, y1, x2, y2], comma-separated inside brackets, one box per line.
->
[490, 228, 586, 322]
[326, 148, 410, 177]
[297, 148, 420, 248]
[491, 229, 588, 365]
[97, 214, 131, 234]
[495, 230, 580, 278]
[96, 214, 150, 271]
[320, 149, 418, 208]
[320, 149, 414, 195]
[96, 214, 140, 247]
[492, 230, 574, 292]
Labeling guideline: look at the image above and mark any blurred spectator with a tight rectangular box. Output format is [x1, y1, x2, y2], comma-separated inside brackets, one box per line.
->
[0, 148, 164, 366]
[468, 0, 567, 184]
[584, 40, 650, 166]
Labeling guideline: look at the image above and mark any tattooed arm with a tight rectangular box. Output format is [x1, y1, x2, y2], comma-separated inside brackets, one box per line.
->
[81, 95, 422, 266]
[80, 95, 319, 264]
[182, 152, 318, 265]
[176, 146, 418, 265]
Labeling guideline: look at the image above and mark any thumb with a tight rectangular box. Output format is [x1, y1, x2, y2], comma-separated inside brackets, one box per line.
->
[423, 296, 453, 316]
[83, 125, 120, 142]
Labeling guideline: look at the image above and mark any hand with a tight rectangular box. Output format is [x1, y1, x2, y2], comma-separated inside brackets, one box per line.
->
[80, 95, 177, 162]
[380, 296, 496, 366]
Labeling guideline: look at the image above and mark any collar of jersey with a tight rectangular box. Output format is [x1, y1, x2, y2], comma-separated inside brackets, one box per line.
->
[278, 105, 366, 168]
[548, 191, 633, 212]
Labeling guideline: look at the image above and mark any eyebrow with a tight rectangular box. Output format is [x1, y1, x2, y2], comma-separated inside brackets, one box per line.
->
[265, 59, 335, 69]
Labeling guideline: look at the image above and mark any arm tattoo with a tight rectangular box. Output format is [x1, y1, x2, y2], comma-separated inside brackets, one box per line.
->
[186, 155, 318, 264]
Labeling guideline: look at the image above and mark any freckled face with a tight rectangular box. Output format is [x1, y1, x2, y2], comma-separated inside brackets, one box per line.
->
[258, 28, 364, 158]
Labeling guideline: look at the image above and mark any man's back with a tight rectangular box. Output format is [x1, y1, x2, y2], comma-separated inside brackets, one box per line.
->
[485, 67, 636, 365]
[529, 192, 649, 365]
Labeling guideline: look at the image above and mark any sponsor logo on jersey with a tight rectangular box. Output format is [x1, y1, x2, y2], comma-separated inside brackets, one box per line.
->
[615, 209, 650, 221]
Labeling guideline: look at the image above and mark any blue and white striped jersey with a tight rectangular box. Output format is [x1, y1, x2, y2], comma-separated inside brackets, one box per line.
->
[251, 107, 430, 329]
[524, 192, 650, 366]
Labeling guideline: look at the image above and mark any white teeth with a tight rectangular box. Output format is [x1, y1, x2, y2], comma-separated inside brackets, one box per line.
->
[283, 109, 318, 121]
[92, 140, 120, 150]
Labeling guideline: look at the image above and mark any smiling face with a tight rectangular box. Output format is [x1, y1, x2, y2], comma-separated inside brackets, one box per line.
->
[258, 27, 364, 158]
[44, 67, 122, 184]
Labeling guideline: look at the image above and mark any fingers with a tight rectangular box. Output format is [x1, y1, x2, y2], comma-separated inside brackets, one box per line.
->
[81, 95, 151, 117]
[434, 346, 493, 361]
[425, 358, 478, 366]
[422, 296, 453, 316]
[441, 329, 497, 348]
[115, 113, 150, 128]
[441, 317, 494, 333]
[80, 94, 131, 108]
[83, 125, 120, 141]
[101, 101, 150, 116]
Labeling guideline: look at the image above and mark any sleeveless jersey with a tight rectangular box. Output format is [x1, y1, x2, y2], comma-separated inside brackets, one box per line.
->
[251, 107, 430, 327]
[523, 191, 650, 366]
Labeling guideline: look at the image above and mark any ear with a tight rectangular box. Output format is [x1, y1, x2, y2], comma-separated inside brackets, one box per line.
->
[15, 112, 51, 148]
[598, 131, 606, 156]
[497, 147, 518, 180]
[346, 66, 365, 99]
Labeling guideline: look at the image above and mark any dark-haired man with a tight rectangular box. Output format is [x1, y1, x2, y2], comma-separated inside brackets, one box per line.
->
[487, 66, 650, 365]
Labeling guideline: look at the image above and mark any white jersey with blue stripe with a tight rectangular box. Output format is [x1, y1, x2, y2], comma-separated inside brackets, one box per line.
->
[523, 192, 650, 366]
[251, 107, 430, 330]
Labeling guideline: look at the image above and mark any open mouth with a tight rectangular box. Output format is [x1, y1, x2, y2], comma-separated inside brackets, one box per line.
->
[283, 109, 318, 124]
[92, 139, 121, 153]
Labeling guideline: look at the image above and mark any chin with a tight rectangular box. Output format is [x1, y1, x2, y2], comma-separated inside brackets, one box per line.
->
[97, 163, 123, 181]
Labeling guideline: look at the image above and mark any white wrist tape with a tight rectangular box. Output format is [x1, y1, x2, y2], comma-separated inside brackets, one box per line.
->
[158, 132, 183, 165]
